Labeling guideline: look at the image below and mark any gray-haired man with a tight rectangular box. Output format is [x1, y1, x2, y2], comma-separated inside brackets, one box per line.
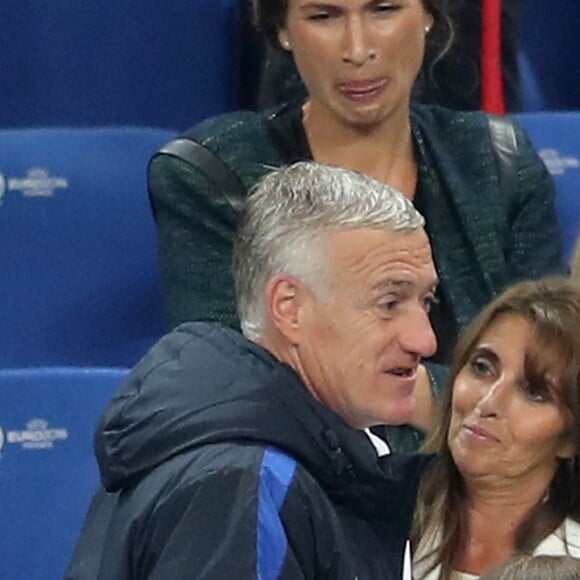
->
[68, 162, 439, 580]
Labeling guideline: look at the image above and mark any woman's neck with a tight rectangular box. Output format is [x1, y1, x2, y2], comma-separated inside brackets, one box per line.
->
[302, 99, 417, 199]
[456, 476, 550, 574]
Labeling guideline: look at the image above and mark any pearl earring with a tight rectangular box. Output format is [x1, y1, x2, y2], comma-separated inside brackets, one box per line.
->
[425, 25, 431, 34]
[283, 40, 291, 49]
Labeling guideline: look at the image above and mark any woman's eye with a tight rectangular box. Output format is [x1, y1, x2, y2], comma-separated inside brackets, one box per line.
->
[526, 390, 551, 403]
[523, 381, 554, 404]
[470, 358, 493, 377]
[307, 11, 334, 21]
[374, 3, 399, 12]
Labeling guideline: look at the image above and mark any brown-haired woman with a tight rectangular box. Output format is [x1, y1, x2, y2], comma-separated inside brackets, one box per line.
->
[148, 0, 565, 452]
[413, 277, 580, 579]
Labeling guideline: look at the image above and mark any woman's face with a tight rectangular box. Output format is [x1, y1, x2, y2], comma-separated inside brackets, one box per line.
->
[448, 315, 574, 488]
[278, 0, 433, 129]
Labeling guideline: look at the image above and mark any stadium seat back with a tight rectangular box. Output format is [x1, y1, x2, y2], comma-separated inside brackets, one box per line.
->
[0, 127, 173, 367]
[0, 0, 241, 128]
[0, 366, 129, 580]
[518, 112, 580, 260]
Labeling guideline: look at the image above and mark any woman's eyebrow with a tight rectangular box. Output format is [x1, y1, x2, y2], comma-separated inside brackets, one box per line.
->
[470, 345, 500, 365]
[299, 2, 340, 12]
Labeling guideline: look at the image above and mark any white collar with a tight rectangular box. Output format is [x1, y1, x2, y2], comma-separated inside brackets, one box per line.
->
[364, 428, 391, 457]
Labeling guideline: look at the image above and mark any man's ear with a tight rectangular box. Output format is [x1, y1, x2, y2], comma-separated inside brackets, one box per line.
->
[266, 274, 307, 344]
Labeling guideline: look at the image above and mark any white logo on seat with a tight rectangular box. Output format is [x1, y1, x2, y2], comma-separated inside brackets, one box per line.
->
[6, 418, 69, 450]
[539, 149, 580, 176]
[7, 168, 69, 198]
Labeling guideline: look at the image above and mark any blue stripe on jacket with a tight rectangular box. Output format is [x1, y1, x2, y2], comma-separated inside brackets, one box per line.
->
[257, 446, 297, 580]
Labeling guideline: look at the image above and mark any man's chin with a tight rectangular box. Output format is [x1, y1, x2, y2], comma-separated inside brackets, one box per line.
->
[382, 396, 417, 426]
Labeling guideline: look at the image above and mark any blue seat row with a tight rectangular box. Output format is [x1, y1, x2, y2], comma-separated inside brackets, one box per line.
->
[0, 0, 240, 129]
[0, 126, 174, 368]
[519, 0, 580, 112]
[0, 0, 577, 128]
[517, 112, 580, 259]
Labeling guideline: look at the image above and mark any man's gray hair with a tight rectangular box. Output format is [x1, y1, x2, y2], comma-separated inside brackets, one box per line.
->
[233, 161, 425, 339]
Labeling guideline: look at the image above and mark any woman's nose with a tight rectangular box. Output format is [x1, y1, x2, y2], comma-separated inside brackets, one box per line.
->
[475, 380, 509, 418]
[342, 16, 376, 66]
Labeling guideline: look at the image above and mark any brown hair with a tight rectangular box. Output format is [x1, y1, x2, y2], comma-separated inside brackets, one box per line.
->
[480, 554, 580, 580]
[413, 278, 580, 580]
[249, 0, 454, 66]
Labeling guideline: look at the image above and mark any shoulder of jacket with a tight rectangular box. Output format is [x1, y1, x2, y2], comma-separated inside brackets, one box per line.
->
[412, 104, 489, 135]
[154, 108, 285, 174]
[183, 110, 269, 146]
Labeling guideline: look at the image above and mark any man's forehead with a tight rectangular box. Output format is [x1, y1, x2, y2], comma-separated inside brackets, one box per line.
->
[371, 276, 438, 290]
[370, 273, 439, 295]
[328, 227, 434, 267]
[328, 226, 429, 251]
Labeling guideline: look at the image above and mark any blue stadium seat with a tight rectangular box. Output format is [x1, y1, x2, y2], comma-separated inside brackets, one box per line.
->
[517, 112, 580, 261]
[0, 127, 173, 367]
[0, 366, 128, 580]
[0, 0, 241, 129]
[520, 0, 580, 111]
[517, 51, 547, 113]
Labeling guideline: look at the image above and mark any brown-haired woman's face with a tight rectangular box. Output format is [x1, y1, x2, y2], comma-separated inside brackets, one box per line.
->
[448, 315, 574, 490]
[278, 0, 433, 128]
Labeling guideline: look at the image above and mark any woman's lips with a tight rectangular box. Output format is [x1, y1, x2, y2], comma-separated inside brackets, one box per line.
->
[337, 78, 388, 102]
[463, 423, 500, 443]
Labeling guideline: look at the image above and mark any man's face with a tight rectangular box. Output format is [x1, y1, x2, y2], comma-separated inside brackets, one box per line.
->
[295, 226, 437, 429]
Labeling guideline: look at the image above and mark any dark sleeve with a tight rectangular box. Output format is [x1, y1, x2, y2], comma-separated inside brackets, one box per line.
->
[135, 461, 313, 580]
[506, 120, 568, 277]
[148, 153, 241, 331]
[65, 487, 119, 580]
[137, 468, 262, 579]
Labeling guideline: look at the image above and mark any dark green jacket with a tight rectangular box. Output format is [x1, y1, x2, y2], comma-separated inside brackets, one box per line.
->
[148, 102, 565, 451]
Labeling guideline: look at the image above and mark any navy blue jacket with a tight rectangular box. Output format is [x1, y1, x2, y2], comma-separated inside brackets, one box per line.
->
[67, 323, 434, 580]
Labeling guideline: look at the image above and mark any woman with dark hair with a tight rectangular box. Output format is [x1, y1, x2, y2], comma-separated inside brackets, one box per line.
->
[148, 0, 565, 452]
[256, 0, 522, 112]
[413, 277, 580, 579]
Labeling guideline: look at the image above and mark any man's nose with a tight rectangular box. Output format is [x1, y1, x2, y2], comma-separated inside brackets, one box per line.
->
[398, 307, 437, 359]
